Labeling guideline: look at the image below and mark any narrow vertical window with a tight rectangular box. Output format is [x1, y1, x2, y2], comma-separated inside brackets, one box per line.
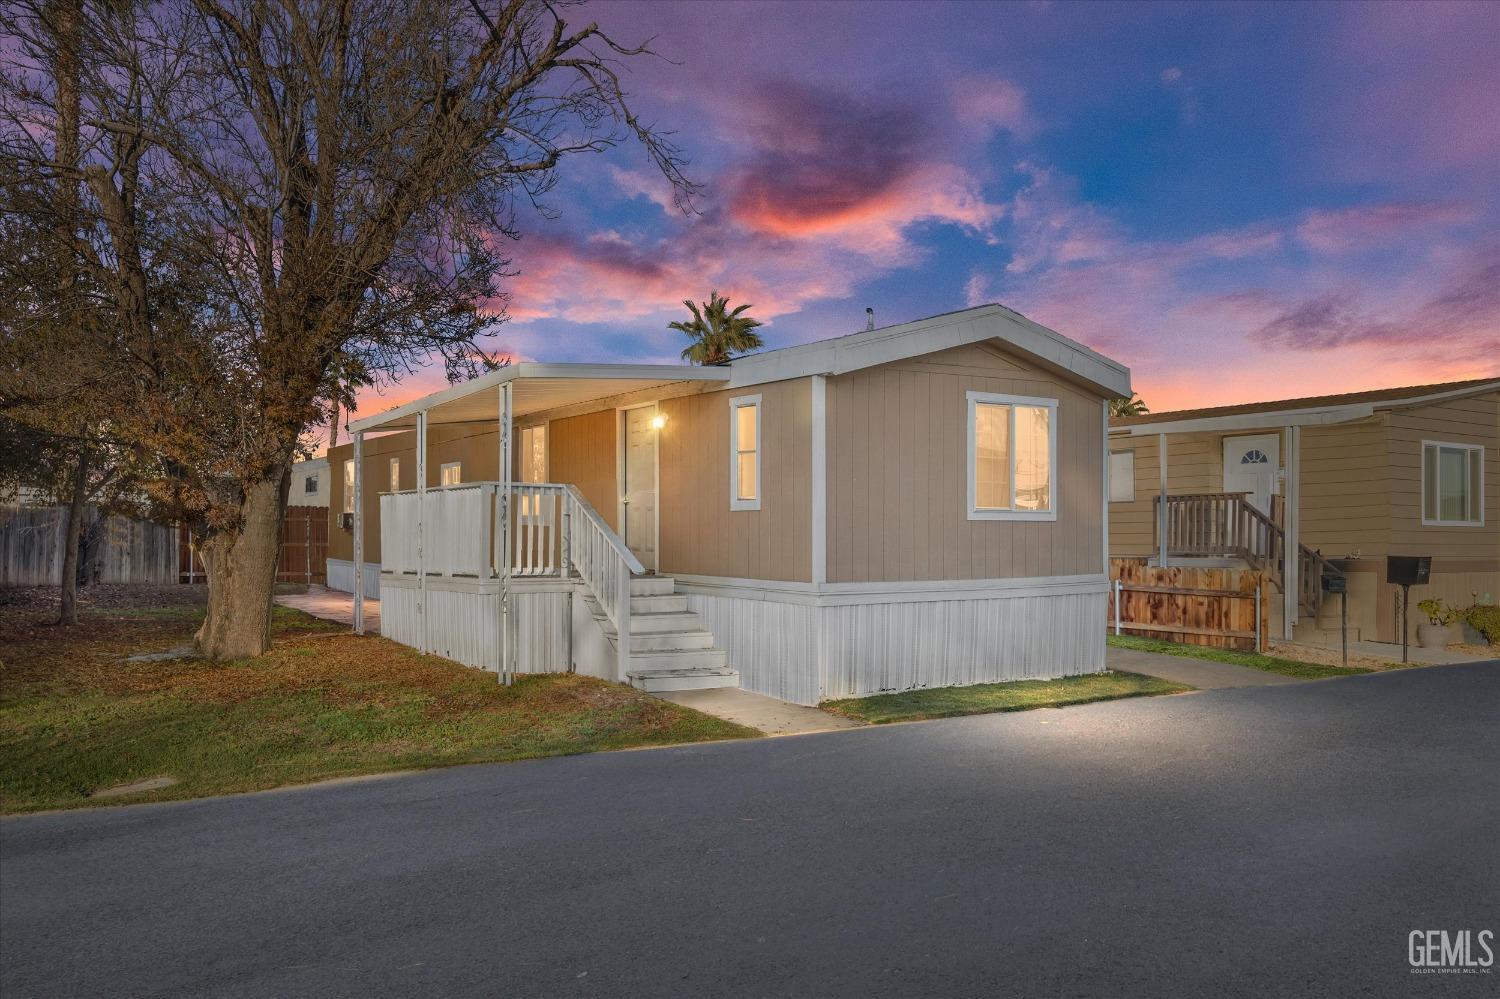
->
[1421, 441, 1483, 526]
[730, 394, 761, 511]
[518, 425, 548, 517]
[389, 457, 400, 493]
[967, 392, 1057, 520]
[342, 460, 355, 514]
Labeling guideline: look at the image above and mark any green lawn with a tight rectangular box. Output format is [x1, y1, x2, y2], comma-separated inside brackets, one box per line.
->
[1106, 634, 1382, 679]
[821, 671, 1191, 725]
[0, 595, 757, 814]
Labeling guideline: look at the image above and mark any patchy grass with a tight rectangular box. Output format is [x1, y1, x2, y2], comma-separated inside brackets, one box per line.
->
[0, 591, 757, 814]
[821, 671, 1190, 725]
[1106, 634, 1382, 679]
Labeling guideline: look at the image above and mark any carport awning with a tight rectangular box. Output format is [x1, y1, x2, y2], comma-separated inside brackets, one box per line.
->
[346, 363, 732, 432]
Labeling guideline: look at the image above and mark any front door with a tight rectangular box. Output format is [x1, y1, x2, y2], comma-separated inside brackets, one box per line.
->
[1223, 433, 1280, 514]
[621, 405, 658, 570]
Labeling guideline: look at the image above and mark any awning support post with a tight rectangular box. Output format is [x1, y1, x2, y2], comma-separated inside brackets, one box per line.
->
[499, 382, 513, 685]
[1157, 432, 1169, 567]
[353, 430, 365, 634]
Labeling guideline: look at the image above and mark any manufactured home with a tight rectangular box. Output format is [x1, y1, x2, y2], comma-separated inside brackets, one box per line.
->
[1108, 378, 1499, 646]
[325, 305, 1129, 705]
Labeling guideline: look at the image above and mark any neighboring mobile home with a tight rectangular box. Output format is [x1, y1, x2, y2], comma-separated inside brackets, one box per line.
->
[325, 304, 1130, 705]
[1108, 378, 1499, 646]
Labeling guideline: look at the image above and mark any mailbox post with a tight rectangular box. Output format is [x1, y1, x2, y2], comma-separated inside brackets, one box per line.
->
[1386, 556, 1432, 664]
[1322, 571, 1348, 669]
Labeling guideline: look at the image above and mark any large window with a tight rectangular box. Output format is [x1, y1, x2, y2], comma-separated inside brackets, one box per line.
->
[440, 461, 462, 486]
[1422, 441, 1483, 526]
[1109, 450, 1135, 503]
[729, 394, 761, 511]
[342, 460, 354, 514]
[967, 391, 1057, 520]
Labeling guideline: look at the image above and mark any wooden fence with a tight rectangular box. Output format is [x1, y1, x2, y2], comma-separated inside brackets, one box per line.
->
[1, 505, 179, 586]
[1107, 558, 1269, 652]
[178, 505, 327, 585]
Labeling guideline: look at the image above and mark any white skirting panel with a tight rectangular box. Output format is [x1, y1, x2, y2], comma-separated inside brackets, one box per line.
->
[684, 579, 1107, 706]
[684, 594, 822, 706]
[377, 575, 572, 674]
[326, 558, 381, 599]
[819, 589, 1106, 701]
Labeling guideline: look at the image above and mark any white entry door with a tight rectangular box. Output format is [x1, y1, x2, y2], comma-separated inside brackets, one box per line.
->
[621, 405, 658, 570]
[1223, 434, 1280, 514]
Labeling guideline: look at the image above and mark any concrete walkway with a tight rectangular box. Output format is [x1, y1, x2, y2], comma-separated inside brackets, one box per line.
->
[653, 687, 864, 735]
[275, 585, 378, 634]
[1106, 645, 1296, 689]
[1285, 637, 1493, 665]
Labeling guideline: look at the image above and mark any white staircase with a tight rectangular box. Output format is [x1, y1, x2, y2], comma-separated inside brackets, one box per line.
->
[582, 576, 740, 693]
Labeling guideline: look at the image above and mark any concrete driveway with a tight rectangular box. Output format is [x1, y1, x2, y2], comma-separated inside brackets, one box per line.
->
[3, 662, 1497, 998]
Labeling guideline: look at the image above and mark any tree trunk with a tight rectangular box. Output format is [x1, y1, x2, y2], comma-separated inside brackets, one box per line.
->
[195, 469, 290, 660]
[57, 448, 88, 625]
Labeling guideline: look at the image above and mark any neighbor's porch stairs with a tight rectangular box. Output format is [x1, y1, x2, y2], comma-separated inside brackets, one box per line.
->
[581, 575, 740, 693]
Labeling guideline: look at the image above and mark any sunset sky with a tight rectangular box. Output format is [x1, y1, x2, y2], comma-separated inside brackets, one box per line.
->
[341, 0, 1499, 442]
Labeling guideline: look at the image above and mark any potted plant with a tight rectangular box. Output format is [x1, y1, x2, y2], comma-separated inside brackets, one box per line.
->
[1415, 598, 1459, 648]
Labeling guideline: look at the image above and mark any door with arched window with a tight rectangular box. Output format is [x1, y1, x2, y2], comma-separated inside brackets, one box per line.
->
[1223, 434, 1280, 514]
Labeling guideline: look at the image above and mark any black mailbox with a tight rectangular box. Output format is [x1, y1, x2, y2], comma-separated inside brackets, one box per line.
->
[1322, 573, 1347, 594]
[1386, 555, 1431, 586]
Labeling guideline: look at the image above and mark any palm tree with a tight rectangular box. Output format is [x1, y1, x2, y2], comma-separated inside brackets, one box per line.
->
[670, 291, 764, 365]
[1109, 392, 1150, 418]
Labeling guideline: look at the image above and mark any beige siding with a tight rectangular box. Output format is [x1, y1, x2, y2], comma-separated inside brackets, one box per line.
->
[1299, 417, 1389, 557]
[658, 378, 812, 582]
[826, 342, 1105, 583]
[1386, 392, 1499, 558]
[544, 410, 618, 531]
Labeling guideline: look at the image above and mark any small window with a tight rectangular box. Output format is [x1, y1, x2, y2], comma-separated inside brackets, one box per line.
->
[729, 395, 761, 511]
[1422, 441, 1483, 527]
[342, 460, 354, 514]
[1109, 450, 1135, 503]
[303, 475, 319, 495]
[967, 392, 1057, 520]
[520, 425, 547, 484]
[389, 457, 400, 493]
[439, 461, 462, 486]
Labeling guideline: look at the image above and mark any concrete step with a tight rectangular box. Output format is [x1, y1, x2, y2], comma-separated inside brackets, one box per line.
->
[631, 593, 687, 614]
[630, 576, 675, 596]
[627, 665, 740, 693]
[628, 610, 703, 634]
[629, 647, 729, 671]
[630, 629, 715, 652]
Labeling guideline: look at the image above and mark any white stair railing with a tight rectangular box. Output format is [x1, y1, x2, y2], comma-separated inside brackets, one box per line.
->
[561, 484, 644, 680]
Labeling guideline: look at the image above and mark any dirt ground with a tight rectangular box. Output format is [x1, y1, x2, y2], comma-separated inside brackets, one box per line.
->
[0, 583, 206, 618]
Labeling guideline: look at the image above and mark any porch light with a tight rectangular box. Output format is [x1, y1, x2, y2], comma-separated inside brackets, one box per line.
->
[650, 413, 667, 430]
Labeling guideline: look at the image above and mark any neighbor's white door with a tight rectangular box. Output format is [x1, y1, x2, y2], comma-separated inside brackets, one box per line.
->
[1223, 433, 1280, 514]
[621, 405, 658, 570]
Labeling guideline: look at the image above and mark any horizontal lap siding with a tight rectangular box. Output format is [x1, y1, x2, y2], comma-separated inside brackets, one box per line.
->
[659, 378, 812, 582]
[1300, 418, 1388, 556]
[827, 343, 1104, 582]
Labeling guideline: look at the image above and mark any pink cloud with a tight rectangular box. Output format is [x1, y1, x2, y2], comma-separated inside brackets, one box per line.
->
[1294, 202, 1477, 254]
[951, 76, 1033, 138]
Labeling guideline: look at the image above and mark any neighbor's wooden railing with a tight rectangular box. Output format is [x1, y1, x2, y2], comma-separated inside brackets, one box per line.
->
[1154, 492, 1342, 618]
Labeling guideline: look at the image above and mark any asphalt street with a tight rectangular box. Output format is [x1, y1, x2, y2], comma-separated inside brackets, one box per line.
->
[3, 662, 1497, 998]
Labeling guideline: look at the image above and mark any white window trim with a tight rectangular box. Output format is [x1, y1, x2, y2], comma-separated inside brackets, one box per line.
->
[1420, 439, 1484, 527]
[729, 393, 762, 512]
[342, 459, 355, 514]
[519, 423, 549, 483]
[439, 461, 462, 486]
[966, 391, 1058, 522]
[1109, 449, 1136, 503]
[388, 457, 400, 494]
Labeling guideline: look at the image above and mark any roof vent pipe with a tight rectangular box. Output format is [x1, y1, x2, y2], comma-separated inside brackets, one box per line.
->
[865, 307, 875, 331]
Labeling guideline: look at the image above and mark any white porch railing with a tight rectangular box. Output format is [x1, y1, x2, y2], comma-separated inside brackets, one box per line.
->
[378, 481, 644, 679]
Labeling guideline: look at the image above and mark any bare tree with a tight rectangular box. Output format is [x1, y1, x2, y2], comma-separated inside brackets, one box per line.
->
[2, 0, 693, 658]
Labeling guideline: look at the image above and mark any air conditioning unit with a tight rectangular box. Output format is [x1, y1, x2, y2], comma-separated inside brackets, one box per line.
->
[338, 512, 354, 531]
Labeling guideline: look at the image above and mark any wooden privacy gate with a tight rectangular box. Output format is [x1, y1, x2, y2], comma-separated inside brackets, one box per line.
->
[177, 505, 327, 585]
[1108, 559, 1269, 652]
